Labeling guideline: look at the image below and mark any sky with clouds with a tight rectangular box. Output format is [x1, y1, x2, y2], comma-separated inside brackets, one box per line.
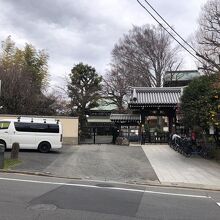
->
[0, 0, 207, 88]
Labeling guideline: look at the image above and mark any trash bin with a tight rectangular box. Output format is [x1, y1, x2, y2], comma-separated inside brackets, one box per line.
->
[0, 144, 5, 169]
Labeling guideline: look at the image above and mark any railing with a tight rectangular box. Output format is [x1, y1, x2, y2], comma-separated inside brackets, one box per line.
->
[144, 132, 169, 144]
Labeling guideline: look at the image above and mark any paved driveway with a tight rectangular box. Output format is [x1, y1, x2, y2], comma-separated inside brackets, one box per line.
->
[6, 145, 158, 184]
[44, 144, 158, 183]
[142, 144, 220, 188]
[5, 147, 71, 172]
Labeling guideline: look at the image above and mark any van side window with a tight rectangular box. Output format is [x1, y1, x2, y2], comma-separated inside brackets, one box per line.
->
[47, 124, 59, 133]
[30, 123, 59, 133]
[30, 123, 48, 132]
[14, 122, 59, 133]
[0, 121, 10, 129]
[14, 122, 31, 132]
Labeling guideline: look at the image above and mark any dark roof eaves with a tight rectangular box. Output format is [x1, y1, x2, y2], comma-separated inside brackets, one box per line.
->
[165, 70, 199, 74]
[130, 87, 182, 92]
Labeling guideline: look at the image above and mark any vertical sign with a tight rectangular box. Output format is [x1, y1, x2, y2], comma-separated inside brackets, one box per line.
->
[209, 125, 214, 135]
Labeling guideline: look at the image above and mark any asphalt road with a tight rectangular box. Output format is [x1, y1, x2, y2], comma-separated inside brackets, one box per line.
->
[0, 173, 220, 220]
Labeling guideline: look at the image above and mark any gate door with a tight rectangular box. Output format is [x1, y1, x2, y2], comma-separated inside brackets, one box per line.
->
[79, 126, 113, 144]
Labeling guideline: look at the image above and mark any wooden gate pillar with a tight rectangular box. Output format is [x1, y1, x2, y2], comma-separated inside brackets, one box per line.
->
[168, 109, 177, 134]
[140, 111, 146, 144]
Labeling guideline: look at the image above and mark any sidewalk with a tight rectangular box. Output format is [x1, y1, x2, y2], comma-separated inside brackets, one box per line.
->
[142, 144, 220, 188]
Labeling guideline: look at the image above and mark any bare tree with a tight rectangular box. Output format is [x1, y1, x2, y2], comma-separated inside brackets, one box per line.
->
[196, 0, 220, 73]
[104, 24, 181, 110]
[112, 25, 180, 87]
[103, 64, 129, 113]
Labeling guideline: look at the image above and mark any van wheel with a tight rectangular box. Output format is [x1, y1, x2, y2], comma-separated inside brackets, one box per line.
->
[38, 142, 51, 153]
[0, 140, 6, 151]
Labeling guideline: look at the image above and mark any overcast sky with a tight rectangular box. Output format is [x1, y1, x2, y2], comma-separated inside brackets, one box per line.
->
[0, 0, 207, 88]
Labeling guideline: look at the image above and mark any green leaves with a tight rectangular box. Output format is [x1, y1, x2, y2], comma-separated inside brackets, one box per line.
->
[181, 74, 219, 131]
[23, 43, 49, 91]
[0, 36, 51, 114]
[67, 62, 102, 119]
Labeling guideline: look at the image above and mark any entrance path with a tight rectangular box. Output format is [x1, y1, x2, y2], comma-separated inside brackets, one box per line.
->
[142, 145, 220, 188]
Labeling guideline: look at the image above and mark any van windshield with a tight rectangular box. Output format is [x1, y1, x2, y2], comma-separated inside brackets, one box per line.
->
[0, 121, 10, 129]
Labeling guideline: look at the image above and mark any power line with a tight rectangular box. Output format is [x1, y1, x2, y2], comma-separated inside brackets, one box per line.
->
[136, 0, 204, 65]
[143, 0, 199, 55]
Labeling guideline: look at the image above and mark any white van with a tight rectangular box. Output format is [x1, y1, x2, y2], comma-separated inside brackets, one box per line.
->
[0, 117, 63, 153]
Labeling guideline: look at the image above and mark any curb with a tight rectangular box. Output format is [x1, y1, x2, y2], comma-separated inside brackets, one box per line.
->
[135, 181, 220, 191]
[1, 169, 220, 191]
[0, 169, 82, 180]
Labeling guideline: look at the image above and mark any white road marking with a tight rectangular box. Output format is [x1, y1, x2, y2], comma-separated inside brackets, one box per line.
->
[0, 177, 210, 199]
[217, 203, 220, 207]
[112, 187, 210, 198]
[144, 190, 211, 199]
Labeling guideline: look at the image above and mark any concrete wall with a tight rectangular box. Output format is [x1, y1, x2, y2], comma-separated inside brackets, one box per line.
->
[59, 118, 78, 145]
[0, 115, 79, 145]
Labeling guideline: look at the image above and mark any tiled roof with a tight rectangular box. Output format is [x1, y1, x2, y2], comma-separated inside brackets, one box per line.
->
[90, 98, 118, 111]
[110, 114, 141, 122]
[129, 87, 182, 106]
[87, 116, 111, 123]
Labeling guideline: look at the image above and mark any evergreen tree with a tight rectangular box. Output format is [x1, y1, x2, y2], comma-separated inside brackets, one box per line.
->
[68, 63, 102, 131]
[0, 36, 54, 115]
[181, 75, 219, 132]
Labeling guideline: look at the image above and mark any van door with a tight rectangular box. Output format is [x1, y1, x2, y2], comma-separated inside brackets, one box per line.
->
[0, 121, 12, 148]
[12, 122, 36, 149]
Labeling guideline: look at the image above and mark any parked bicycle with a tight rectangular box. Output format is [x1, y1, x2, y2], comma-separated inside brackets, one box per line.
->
[169, 134, 214, 158]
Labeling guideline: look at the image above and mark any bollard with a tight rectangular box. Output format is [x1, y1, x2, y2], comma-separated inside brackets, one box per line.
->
[0, 144, 5, 169]
[11, 142, 20, 160]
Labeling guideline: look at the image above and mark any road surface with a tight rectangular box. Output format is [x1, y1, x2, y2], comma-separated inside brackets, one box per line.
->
[0, 172, 220, 219]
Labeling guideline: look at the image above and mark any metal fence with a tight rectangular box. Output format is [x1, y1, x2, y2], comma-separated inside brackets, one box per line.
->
[79, 126, 113, 144]
[79, 127, 169, 145]
[143, 132, 169, 144]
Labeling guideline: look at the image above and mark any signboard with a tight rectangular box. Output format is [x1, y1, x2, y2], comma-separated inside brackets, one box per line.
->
[209, 125, 215, 135]
[217, 112, 220, 121]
